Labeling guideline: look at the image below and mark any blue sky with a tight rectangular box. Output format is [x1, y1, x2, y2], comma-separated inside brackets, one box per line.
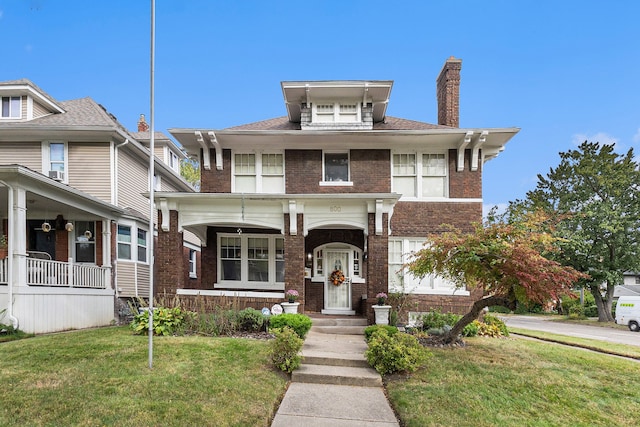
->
[2, 1, 639, 213]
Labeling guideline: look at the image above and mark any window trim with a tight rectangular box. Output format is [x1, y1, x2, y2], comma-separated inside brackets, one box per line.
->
[231, 151, 285, 193]
[216, 232, 285, 290]
[388, 237, 468, 295]
[73, 220, 96, 264]
[312, 101, 361, 123]
[1, 96, 21, 119]
[42, 141, 68, 183]
[391, 150, 449, 199]
[189, 249, 197, 279]
[320, 150, 352, 186]
[117, 222, 149, 264]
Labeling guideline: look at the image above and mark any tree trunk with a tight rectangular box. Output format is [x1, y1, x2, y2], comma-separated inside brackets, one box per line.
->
[444, 295, 516, 344]
[591, 282, 614, 322]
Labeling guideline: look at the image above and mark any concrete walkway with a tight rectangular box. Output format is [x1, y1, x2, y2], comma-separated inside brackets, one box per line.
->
[271, 316, 399, 426]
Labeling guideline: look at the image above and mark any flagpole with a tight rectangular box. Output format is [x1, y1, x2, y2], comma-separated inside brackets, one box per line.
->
[148, 0, 156, 369]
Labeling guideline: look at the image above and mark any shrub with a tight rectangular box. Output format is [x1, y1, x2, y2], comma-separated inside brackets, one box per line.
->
[483, 314, 509, 337]
[489, 305, 512, 314]
[561, 292, 580, 314]
[462, 320, 480, 337]
[584, 305, 598, 318]
[270, 326, 303, 373]
[130, 306, 194, 336]
[364, 324, 398, 341]
[365, 329, 430, 375]
[269, 313, 312, 339]
[568, 304, 586, 319]
[420, 310, 461, 330]
[236, 308, 266, 332]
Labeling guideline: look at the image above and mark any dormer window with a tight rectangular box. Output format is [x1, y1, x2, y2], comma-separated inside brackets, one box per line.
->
[1, 96, 21, 118]
[312, 102, 361, 124]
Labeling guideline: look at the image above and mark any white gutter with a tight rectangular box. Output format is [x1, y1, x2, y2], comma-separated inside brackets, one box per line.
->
[0, 179, 18, 329]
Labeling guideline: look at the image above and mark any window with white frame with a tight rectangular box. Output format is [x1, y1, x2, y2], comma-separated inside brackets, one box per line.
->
[422, 154, 447, 197]
[189, 249, 197, 278]
[388, 237, 465, 295]
[218, 233, 284, 288]
[1, 96, 21, 118]
[233, 152, 284, 193]
[74, 221, 95, 263]
[392, 151, 448, 198]
[169, 150, 179, 172]
[312, 102, 360, 123]
[117, 223, 149, 263]
[49, 142, 66, 174]
[323, 152, 350, 183]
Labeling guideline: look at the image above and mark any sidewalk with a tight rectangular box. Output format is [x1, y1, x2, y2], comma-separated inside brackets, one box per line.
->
[271, 317, 399, 426]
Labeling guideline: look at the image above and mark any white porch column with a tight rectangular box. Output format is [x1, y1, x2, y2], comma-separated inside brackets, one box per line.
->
[11, 187, 27, 287]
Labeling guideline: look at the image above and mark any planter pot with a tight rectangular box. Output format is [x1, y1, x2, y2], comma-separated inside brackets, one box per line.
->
[281, 302, 300, 314]
[373, 305, 391, 325]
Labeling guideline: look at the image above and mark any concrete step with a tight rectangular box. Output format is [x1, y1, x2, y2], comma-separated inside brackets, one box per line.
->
[292, 363, 382, 387]
[303, 351, 369, 368]
[313, 325, 367, 335]
[309, 317, 368, 327]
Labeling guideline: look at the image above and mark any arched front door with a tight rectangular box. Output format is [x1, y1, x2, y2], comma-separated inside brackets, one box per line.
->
[323, 249, 353, 314]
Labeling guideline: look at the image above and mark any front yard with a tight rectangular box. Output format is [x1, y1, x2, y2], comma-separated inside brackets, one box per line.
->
[0, 327, 286, 426]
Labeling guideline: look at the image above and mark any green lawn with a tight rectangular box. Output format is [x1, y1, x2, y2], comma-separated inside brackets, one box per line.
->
[0, 327, 287, 426]
[385, 336, 640, 427]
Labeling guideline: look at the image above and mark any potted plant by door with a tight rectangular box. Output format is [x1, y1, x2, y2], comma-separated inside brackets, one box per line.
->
[372, 292, 391, 325]
[281, 289, 300, 314]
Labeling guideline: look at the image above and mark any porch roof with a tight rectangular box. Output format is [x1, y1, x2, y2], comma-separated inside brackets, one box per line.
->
[0, 165, 125, 220]
[152, 192, 401, 243]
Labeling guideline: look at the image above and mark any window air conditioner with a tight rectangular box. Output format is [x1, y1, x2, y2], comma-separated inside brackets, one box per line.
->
[49, 170, 64, 181]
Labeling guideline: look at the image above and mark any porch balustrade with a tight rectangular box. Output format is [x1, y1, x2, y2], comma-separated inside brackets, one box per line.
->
[26, 258, 109, 288]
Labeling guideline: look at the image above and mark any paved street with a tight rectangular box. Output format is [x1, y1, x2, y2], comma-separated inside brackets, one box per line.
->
[501, 315, 640, 347]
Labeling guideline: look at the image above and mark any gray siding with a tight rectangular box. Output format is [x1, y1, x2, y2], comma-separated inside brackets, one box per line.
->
[116, 262, 150, 298]
[117, 150, 149, 216]
[0, 141, 42, 171]
[32, 99, 50, 119]
[68, 142, 112, 203]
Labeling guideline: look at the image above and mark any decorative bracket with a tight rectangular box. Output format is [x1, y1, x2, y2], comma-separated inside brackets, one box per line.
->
[457, 131, 474, 172]
[471, 131, 488, 171]
[195, 131, 211, 171]
[159, 198, 170, 231]
[207, 131, 223, 171]
[288, 200, 297, 235]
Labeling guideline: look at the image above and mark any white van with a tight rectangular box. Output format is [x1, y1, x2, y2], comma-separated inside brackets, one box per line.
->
[615, 296, 640, 332]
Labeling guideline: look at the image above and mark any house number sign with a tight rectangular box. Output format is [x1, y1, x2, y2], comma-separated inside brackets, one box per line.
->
[329, 205, 341, 213]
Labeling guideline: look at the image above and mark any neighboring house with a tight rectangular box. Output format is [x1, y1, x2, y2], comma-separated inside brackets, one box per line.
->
[155, 57, 519, 323]
[0, 79, 198, 333]
[614, 273, 640, 298]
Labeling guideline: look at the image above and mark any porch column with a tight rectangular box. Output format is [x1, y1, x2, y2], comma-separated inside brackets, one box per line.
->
[10, 187, 27, 287]
[366, 212, 389, 324]
[156, 209, 184, 296]
[284, 213, 305, 311]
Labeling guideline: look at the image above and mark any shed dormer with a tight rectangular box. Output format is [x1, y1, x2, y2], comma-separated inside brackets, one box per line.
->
[281, 81, 393, 130]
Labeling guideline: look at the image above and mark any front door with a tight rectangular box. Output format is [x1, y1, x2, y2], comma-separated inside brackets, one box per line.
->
[323, 249, 353, 314]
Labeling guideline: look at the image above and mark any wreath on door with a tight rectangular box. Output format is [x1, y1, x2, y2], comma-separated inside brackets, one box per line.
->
[329, 269, 345, 286]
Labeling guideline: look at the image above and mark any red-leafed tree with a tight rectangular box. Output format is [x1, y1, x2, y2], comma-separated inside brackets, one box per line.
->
[408, 211, 588, 343]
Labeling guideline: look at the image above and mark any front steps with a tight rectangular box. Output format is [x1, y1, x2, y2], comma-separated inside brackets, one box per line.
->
[292, 316, 382, 387]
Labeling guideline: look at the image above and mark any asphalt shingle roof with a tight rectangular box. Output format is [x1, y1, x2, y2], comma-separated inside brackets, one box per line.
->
[225, 115, 451, 131]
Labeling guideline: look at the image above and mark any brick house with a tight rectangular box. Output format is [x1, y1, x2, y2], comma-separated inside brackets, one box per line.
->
[157, 57, 519, 322]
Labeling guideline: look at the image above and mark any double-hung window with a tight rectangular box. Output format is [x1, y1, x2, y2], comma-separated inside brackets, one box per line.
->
[1, 96, 21, 118]
[392, 151, 447, 198]
[117, 223, 149, 263]
[218, 233, 285, 289]
[322, 152, 350, 183]
[233, 152, 284, 193]
[189, 249, 197, 278]
[388, 237, 467, 295]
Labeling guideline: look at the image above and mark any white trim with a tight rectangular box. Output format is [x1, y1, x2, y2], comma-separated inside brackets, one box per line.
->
[319, 181, 353, 187]
[177, 288, 284, 299]
[322, 150, 350, 183]
[217, 233, 284, 288]
[392, 150, 449, 200]
[41, 141, 68, 183]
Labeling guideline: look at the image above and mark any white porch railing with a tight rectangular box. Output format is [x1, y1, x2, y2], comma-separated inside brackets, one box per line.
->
[27, 258, 109, 289]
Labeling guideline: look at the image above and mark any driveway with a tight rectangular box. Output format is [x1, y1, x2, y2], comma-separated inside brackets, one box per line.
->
[501, 315, 640, 347]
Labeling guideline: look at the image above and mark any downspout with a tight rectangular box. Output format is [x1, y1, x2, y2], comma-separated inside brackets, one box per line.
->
[0, 179, 18, 329]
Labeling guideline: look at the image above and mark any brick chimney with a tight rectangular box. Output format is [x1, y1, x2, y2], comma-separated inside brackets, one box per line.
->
[436, 56, 462, 127]
[137, 113, 149, 132]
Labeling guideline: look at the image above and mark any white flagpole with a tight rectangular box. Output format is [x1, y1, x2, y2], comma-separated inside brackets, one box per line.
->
[148, 0, 156, 369]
